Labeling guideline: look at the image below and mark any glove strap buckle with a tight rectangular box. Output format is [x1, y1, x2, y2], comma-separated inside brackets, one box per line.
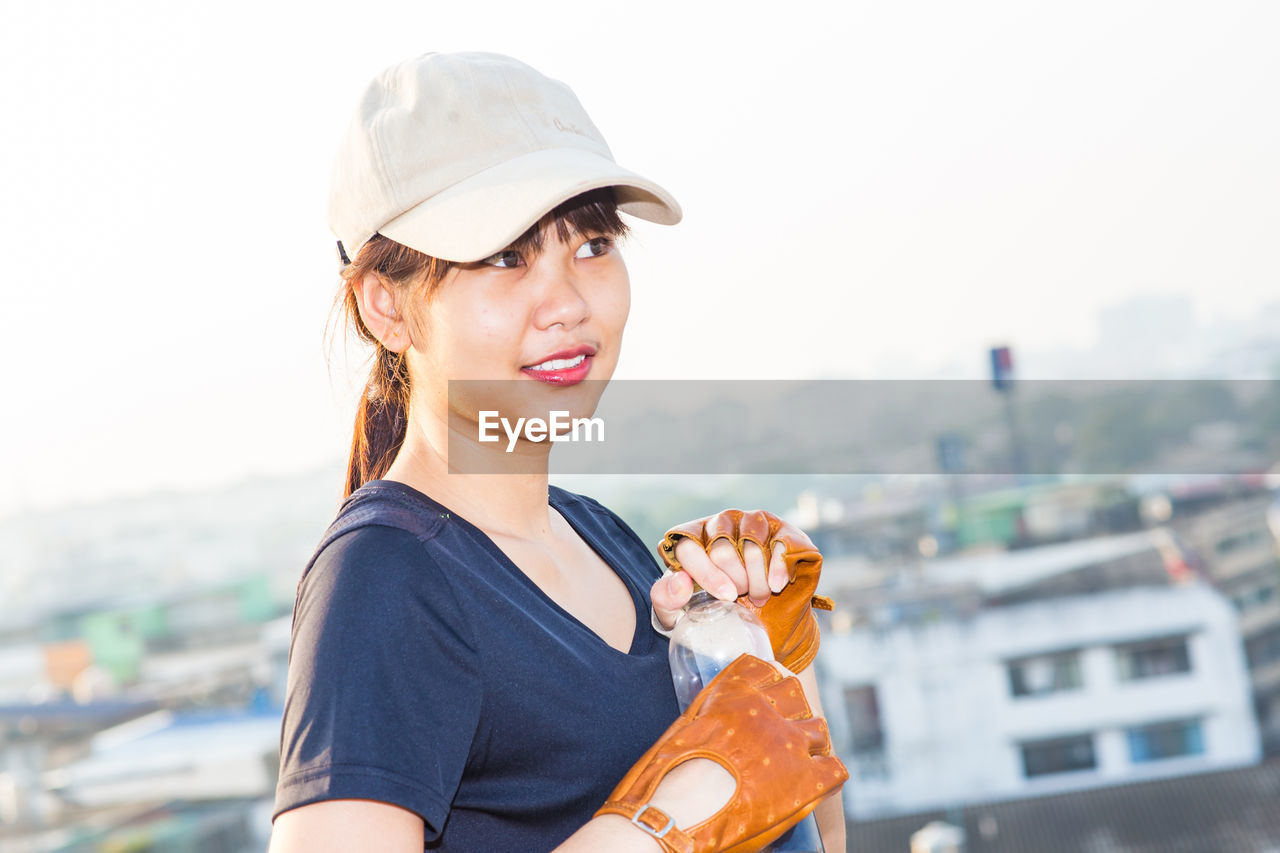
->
[630, 803, 676, 840]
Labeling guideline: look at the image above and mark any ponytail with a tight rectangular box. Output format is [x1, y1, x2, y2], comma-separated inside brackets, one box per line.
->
[345, 345, 411, 498]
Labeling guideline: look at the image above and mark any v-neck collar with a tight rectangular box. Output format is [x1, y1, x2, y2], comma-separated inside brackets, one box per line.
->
[360, 479, 652, 658]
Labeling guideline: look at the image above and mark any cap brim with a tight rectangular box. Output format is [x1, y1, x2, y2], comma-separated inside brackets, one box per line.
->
[377, 147, 682, 263]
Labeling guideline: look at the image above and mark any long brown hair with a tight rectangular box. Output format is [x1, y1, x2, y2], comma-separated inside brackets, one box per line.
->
[329, 188, 631, 499]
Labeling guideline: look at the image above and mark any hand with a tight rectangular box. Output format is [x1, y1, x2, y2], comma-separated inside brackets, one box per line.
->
[596, 654, 848, 853]
[649, 509, 833, 673]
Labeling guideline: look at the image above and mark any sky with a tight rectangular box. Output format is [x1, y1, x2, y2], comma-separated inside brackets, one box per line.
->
[1, 0, 1278, 514]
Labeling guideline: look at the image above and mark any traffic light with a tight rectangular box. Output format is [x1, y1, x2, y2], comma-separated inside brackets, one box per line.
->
[991, 346, 1014, 392]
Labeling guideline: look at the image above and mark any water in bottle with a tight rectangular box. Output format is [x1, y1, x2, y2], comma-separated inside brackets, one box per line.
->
[667, 589, 826, 853]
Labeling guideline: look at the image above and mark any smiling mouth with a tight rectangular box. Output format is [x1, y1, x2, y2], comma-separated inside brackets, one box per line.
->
[525, 354, 588, 372]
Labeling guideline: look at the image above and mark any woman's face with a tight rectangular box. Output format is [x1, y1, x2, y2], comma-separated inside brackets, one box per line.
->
[406, 222, 631, 431]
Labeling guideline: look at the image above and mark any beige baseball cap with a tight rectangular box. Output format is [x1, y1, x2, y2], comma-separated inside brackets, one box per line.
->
[328, 51, 683, 265]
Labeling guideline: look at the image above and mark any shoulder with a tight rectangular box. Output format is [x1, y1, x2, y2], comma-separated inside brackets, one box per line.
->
[287, 515, 481, 693]
[297, 481, 452, 589]
[292, 525, 441, 636]
[306, 523, 428, 589]
[293, 517, 469, 645]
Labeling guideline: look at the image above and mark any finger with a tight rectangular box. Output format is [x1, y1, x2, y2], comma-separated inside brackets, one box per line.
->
[768, 660, 795, 679]
[742, 541, 770, 606]
[674, 539, 738, 602]
[707, 539, 749, 598]
[703, 510, 741, 543]
[797, 754, 846, 804]
[650, 571, 694, 629]
[738, 510, 771, 547]
[776, 519, 816, 551]
[722, 653, 785, 689]
[813, 753, 850, 789]
[794, 715, 834, 756]
[761, 674, 814, 719]
[768, 541, 789, 593]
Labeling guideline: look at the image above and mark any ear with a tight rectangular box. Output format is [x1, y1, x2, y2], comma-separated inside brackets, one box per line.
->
[353, 272, 412, 352]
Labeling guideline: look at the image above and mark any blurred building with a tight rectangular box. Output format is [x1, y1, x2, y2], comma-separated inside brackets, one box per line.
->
[804, 478, 1145, 579]
[0, 613, 289, 852]
[0, 699, 160, 843]
[817, 530, 1261, 820]
[847, 758, 1280, 853]
[0, 466, 340, 851]
[0, 592, 290, 851]
[1173, 493, 1280, 756]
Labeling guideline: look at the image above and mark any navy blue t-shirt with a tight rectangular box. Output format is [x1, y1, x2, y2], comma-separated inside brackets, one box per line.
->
[272, 479, 681, 851]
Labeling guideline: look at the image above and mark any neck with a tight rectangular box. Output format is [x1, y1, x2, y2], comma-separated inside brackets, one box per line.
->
[382, 400, 558, 541]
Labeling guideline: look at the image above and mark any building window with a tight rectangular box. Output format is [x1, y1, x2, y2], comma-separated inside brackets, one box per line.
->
[1227, 563, 1279, 614]
[1232, 584, 1277, 614]
[1215, 527, 1268, 556]
[1007, 650, 1083, 698]
[1115, 635, 1191, 682]
[1127, 719, 1205, 762]
[1258, 694, 1280, 740]
[1020, 734, 1097, 778]
[844, 685, 888, 780]
[1247, 627, 1280, 669]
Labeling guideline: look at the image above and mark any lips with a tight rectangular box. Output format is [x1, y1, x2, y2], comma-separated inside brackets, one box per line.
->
[522, 345, 596, 386]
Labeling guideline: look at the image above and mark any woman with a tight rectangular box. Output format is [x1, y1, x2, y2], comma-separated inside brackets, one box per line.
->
[269, 51, 846, 852]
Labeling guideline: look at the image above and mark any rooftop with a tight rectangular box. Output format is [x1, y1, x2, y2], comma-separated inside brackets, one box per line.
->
[847, 759, 1280, 853]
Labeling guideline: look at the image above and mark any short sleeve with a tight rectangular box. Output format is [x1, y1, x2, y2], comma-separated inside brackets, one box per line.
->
[272, 524, 482, 840]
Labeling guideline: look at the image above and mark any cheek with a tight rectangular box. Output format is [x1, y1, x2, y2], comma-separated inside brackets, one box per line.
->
[435, 303, 526, 370]
[478, 306, 526, 345]
[601, 264, 631, 329]
[479, 308, 498, 340]
[618, 279, 632, 322]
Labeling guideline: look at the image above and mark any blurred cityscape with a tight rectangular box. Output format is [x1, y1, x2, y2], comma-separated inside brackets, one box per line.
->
[4, 368, 1280, 849]
[810, 476, 1280, 852]
[0, 471, 338, 851]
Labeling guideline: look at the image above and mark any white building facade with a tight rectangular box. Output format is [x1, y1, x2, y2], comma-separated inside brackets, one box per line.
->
[819, 582, 1261, 819]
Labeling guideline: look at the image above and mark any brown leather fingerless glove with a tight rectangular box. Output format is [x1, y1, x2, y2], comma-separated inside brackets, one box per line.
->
[659, 509, 834, 673]
[595, 654, 847, 853]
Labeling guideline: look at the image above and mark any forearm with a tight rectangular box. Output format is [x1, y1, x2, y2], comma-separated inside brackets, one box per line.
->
[553, 814, 663, 853]
[796, 663, 848, 853]
[814, 793, 847, 853]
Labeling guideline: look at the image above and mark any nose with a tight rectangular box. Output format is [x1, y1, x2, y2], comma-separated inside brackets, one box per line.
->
[530, 256, 590, 330]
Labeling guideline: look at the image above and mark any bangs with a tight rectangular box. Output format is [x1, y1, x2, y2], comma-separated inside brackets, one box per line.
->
[503, 187, 629, 258]
[347, 186, 629, 294]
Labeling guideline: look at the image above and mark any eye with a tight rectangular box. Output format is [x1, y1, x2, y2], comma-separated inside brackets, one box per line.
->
[482, 249, 524, 268]
[574, 236, 614, 259]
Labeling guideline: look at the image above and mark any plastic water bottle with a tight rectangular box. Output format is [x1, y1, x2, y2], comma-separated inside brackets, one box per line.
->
[667, 589, 826, 853]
